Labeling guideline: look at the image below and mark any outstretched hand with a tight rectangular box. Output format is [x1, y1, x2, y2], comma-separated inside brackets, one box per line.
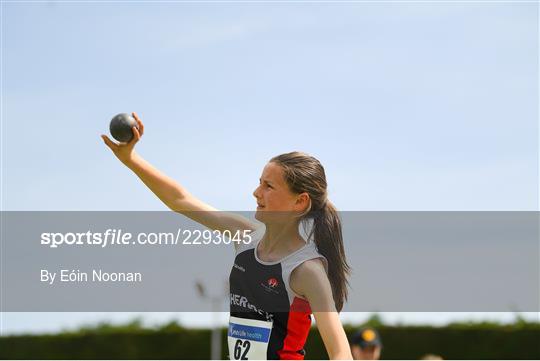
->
[101, 112, 145, 165]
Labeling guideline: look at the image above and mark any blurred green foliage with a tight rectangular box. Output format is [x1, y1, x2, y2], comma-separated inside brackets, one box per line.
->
[1, 315, 538, 359]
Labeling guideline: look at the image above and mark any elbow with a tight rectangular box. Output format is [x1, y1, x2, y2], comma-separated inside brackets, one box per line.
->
[165, 196, 187, 213]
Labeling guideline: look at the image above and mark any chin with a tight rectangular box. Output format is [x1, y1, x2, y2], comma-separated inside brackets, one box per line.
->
[254, 209, 265, 222]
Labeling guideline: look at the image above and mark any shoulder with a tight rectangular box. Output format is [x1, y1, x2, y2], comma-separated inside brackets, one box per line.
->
[293, 257, 327, 278]
[290, 257, 329, 297]
[290, 257, 335, 310]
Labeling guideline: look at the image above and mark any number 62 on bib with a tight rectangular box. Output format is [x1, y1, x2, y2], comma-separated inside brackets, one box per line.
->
[228, 316, 273, 360]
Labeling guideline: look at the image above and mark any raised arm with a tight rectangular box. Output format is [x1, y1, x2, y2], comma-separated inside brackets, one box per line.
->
[101, 112, 258, 237]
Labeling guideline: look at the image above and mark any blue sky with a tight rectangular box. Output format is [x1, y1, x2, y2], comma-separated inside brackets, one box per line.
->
[1, 1, 538, 333]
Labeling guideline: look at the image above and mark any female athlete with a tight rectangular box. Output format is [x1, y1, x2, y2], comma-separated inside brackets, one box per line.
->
[101, 113, 353, 360]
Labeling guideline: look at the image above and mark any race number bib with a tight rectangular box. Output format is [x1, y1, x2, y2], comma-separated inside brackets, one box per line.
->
[228, 316, 273, 360]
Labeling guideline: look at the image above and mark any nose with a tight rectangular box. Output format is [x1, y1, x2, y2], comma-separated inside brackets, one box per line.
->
[253, 184, 261, 199]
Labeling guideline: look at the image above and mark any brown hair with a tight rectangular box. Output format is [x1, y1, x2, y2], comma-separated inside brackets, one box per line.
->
[270, 151, 351, 311]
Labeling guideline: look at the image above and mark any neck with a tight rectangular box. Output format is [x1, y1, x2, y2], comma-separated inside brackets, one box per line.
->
[260, 221, 305, 253]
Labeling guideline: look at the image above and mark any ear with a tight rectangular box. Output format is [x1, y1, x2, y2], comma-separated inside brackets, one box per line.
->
[295, 192, 311, 213]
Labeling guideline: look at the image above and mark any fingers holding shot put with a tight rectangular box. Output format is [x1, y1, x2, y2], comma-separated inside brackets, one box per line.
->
[101, 112, 143, 164]
[128, 126, 141, 146]
[132, 112, 145, 136]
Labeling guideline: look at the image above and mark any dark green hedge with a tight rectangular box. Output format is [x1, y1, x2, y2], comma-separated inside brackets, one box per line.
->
[1, 325, 539, 359]
[309, 325, 540, 360]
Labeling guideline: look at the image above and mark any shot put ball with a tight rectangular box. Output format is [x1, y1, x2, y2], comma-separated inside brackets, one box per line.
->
[109, 113, 139, 142]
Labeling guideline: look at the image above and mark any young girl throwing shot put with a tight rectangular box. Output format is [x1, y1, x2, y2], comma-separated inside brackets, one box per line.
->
[101, 112, 352, 360]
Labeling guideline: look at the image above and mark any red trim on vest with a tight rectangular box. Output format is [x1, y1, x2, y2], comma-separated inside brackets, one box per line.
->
[277, 297, 312, 360]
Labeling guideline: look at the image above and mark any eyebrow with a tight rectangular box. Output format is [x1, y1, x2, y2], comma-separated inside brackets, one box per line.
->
[259, 178, 274, 185]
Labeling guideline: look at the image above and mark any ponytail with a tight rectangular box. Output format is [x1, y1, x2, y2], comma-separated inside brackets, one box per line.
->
[309, 201, 350, 312]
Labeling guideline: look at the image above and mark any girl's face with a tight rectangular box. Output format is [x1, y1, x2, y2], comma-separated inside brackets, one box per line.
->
[252, 162, 309, 221]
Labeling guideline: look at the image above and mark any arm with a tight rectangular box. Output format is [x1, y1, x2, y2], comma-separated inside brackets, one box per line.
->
[313, 312, 352, 360]
[290, 259, 353, 360]
[101, 112, 258, 239]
